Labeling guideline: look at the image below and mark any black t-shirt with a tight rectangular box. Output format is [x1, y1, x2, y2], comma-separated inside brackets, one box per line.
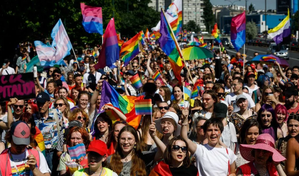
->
[169, 165, 198, 176]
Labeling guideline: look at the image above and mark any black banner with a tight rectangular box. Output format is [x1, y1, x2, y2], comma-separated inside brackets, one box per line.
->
[0, 73, 36, 101]
[277, 0, 291, 15]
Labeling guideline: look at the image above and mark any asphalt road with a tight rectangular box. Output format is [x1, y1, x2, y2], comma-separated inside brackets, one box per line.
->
[222, 45, 299, 67]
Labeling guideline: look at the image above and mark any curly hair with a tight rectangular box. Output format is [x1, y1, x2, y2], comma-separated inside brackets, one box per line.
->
[69, 108, 89, 128]
[66, 126, 90, 148]
[109, 125, 146, 176]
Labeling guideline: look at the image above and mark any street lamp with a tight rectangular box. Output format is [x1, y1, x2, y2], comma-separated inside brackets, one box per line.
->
[225, 0, 241, 10]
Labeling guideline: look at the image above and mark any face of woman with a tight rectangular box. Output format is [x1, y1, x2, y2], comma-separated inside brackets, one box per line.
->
[196, 120, 206, 137]
[55, 100, 66, 112]
[113, 123, 126, 142]
[237, 99, 248, 111]
[75, 112, 86, 126]
[245, 126, 259, 144]
[264, 88, 273, 103]
[68, 75, 74, 82]
[287, 70, 292, 77]
[97, 117, 109, 134]
[203, 93, 215, 110]
[59, 89, 68, 98]
[276, 110, 286, 124]
[288, 119, 299, 137]
[161, 119, 176, 135]
[204, 68, 211, 74]
[254, 149, 272, 165]
[206, 124, 221, 147]
[70, 131, 83, 147]
[119, 131, 136, 154]
[171, 140, 187, 164]
[173, 87, 182, 101]
[159, 88, 165, 97]
[261, 110, 273, 127]
[79, 94, 89, 109]
[25, 105, 32, 114]
[72, 90, 79, 100]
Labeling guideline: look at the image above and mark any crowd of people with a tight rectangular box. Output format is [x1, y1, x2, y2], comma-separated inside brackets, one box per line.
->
[0, 40, 299, 176]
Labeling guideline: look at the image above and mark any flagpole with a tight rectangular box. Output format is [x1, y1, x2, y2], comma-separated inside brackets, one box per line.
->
[243, 44, 246, 74]
[71, 48, 77, 60]
[161, 9, 194, 84]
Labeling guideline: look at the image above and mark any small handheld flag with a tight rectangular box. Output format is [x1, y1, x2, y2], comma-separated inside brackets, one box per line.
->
[130, 74, 143, 89]
[135, 99, 152, 115]
[68, 143, 86, 160]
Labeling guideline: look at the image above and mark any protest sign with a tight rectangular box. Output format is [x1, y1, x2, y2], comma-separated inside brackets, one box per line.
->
[0, 73, 36, 101]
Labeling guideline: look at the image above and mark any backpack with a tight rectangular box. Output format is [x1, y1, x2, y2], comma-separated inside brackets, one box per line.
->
[87, 73, 96, 90]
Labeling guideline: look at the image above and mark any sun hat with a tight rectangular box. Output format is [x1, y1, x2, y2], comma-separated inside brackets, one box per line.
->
[240, 133, 286, 162]
[155, 111, 181, 136]
[10, 121, 30, 145]
[87, 140, 107, 156]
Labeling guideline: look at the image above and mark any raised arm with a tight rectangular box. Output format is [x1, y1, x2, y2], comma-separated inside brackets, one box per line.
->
[102, 104, 127, 121]
[149, 122, 167, 162]
[286, 138, 299, 175]
[181, 107, 197, 155]
[146, 53, 154, 77]
[89, 80, 101, 115]
[274, 61, 288, 82]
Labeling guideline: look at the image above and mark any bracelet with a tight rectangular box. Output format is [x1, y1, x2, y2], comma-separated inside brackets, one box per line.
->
[95, 87, 100, 91]
[181, 123, 188, 126]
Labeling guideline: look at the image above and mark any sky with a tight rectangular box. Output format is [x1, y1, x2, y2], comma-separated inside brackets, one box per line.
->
[210, 0, 276, 11]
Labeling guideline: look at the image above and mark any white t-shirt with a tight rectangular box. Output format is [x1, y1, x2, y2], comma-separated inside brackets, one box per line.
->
[221, 121, 238, 151]
[194, 144, 237, 176]
[83, 71, 102, 87]
[244, 84, 259, 97]
[2, 149, 51, 176]
[0, 66, 15, 75]
[225, 92, 255, 112]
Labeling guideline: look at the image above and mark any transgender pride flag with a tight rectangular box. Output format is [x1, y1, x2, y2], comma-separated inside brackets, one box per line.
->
[80, 3, 103, 35]
[51, 19, 73, 62]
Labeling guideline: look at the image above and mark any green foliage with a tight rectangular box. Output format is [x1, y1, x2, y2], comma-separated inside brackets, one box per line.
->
[291, 11, 299, 32]
[248, 3, 255, 13]
[202, 0, 214, 32]
[183, 20, 200, 32]
[246, 21, 257, 40]
[0, 0, 159, 58]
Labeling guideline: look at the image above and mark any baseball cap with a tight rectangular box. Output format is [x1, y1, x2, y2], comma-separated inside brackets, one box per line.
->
[214, 103, 228, 118]
[236, 94, 247, 102]
[87, 140, 107, 156]
[285, 87, 298, 97]
[11, 121, 30, 145]
[247, 72, 255, 77]
[265, 72, 274, 78]
[36, 92, 50, 103]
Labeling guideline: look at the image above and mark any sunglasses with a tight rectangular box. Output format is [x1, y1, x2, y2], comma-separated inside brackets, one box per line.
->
[101, 77, 108, 80]
[261, 114, 271, 117]
[14, 105, 24, 109]
[55, 103, 65, 107]
[133, 66, 138, 68]
[172, 145, 187, 153]
[54, 74, 60, 77]
[264, 92, 273, 96]
[77, 116, 87, 121]
[158, 106, 169, 110]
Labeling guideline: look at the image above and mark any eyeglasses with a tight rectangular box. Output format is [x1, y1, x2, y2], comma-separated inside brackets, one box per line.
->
[158, 106, 169, 110]
[77, 116, 87, 121]
[14, 105, 24, 109]
[133, 66, 138, 68]
[261, 114, 271, 117]
[172, 145, 187, 153]
[55, 103, 65, 107]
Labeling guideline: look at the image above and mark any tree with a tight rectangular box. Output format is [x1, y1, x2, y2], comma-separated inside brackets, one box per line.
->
[184, 20, 200, 32]
[0, 0, 160, 60]
[291, 10, 299, 32]
[248, 3, 255, 13]
[246, 21, 258, 40]
[202, 0, 214, 32]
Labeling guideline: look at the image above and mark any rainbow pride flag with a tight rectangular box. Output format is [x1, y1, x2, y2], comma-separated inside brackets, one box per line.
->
[34, 127, 45, 156]
[262, 56, 276, 62]
[145, 29, 150, 39]
[210, 43, 214, 50]
[191, 82, 201, 98]
[158, 10, 183, 83]
[152, 71, 162, 81]
[212, 23, 221, 44]
[194, 37, 199, 43]
[199, 36, 204, 43]
[135, 99, 152, 115]
[120, 32, 141, 66]
[130, 74, 143, 89]
[117, 33, 124, 48]
[199, 43, 207, 48]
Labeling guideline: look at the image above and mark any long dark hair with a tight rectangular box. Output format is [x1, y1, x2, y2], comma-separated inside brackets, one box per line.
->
[163, 136, 191, 167]
[239, 118, 262, 144]
[109, 125, 146, 176]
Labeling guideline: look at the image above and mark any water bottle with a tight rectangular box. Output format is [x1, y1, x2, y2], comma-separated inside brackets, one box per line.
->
[33, 66, 37, 78]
